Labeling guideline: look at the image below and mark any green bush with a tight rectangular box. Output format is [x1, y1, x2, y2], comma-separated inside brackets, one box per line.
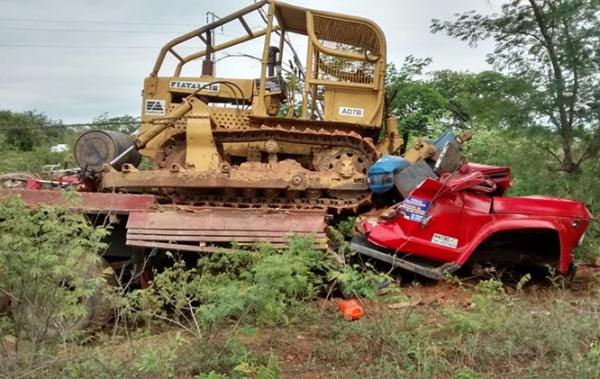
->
[0, 197, 108, 343]
[118, 236, 333, 338]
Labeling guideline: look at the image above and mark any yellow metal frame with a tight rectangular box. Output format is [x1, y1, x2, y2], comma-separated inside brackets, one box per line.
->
[137, 0, 392, 162]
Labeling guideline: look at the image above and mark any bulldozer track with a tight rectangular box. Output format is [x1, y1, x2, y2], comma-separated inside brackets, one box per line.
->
[212, 123, 378, 163]
[155, 121, 380, 212]
[161, 190, 372, 213]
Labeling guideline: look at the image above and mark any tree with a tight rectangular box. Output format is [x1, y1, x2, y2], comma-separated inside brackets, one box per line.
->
[387, 57, 536, 136]
[432, 0, 600, 173]
[387, 57, 450, 135]
[91, 113, 140, 135]
[430, 70, 537, 130]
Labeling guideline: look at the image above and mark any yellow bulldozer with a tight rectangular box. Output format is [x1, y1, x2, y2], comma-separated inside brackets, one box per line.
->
[74, 0, 406, 215]
[34, 0, 465, 252]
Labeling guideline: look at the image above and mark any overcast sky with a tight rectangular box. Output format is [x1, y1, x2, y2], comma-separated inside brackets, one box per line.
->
[0, 0, 501, 123]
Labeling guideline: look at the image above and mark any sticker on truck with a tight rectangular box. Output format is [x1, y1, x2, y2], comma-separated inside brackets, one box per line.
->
[145, 99, 166, 116]
[339, 106, 364, 117]
[397, 196, 431, 223]
[170, 80, 220, 92]
[431, 233, 458, 249]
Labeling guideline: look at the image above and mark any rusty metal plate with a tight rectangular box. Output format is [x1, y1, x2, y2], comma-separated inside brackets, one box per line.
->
[126, 208, 328, 251]
[0, 189, 157, 214]
[127, 208, 326, 232]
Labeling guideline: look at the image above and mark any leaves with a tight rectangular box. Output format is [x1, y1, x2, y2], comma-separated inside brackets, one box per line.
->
[432, 0, 600, 172]
[124, 236, 335, 337]
[0, 197, 108, 343]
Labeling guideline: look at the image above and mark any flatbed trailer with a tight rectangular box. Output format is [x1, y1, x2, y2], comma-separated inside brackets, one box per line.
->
[0, 189, 329, 257]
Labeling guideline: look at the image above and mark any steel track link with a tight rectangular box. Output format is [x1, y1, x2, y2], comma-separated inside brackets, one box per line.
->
[156, 122, 380, 212]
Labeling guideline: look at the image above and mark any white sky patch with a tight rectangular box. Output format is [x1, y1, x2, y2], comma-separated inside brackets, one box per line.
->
[0, 0, 502, 123]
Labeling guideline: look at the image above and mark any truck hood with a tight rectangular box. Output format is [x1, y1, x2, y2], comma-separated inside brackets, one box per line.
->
[492, 196, 592, 219]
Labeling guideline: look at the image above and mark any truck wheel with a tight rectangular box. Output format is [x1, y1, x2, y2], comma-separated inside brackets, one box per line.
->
[563, 263, 578, 288]
[13, 258, 116, 340]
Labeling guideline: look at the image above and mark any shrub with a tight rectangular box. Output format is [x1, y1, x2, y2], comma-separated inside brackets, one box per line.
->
[119, 236, 333, 338]
[0, 196, 109, 369]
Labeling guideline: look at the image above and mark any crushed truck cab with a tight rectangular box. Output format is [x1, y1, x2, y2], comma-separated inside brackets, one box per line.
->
[353, 164, 592, 279]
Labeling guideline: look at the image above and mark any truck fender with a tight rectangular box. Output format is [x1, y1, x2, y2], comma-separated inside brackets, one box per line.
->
[455, 219, 569, 272]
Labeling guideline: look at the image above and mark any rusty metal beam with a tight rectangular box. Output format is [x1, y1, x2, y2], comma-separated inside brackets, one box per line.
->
[127, 209, 326, 231]
[126, 240, 247, 254]
[128, 234, 326, 243]
[0, 189, 156, 214]
[101, 168, 367, 191]
[126, 209, 328, 250]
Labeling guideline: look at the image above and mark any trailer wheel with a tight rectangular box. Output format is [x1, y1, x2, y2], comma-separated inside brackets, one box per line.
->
[14, 258, 116, 340]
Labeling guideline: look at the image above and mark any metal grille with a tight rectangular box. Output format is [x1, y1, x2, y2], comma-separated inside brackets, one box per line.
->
[210, 108, 251, 129]
[312, 14, 381, 57]
[316, 53, 375, 84]
[311, 14, 379, 84]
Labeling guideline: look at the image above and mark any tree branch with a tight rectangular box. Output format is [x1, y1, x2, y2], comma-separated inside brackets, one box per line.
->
[541, 144, 564, 166]
[576, 124, 600, 165]
[529, 0, 575, 170]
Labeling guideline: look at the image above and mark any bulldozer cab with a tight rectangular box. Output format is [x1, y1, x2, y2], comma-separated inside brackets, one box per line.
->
[142, 0, 387, 129]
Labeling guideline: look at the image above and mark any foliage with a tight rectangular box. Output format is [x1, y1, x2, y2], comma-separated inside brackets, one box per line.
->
[91, 113, 140, 135]
[115, 237, 333, 339]
[315, 280, 600, 378]
[0, 110, 140, 174]
[387, 58, 536, 137]
[0, 197, 109, 343]
[0, 197, 109, 377]
[0, 110, 76, 172]
[0, 110, 61, 151]
[328, 264, 390, 299]
[432, 0, 600, 173]
[57, 333, 282, 379]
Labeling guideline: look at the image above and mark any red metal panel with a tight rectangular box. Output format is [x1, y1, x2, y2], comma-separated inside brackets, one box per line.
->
[126, 209, 327, 232]
[493, 195, 593, 218]
[125, 208, 328, 250]
[0, 189, 157, 213]
[127, 228, 309, 237]
[128, 233, 326, 243]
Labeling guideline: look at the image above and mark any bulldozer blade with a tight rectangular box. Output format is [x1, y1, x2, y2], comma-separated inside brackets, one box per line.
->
[125, 208, 328, 251]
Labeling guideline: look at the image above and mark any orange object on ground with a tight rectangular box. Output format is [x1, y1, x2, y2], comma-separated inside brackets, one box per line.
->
[338, 299, 364, 321]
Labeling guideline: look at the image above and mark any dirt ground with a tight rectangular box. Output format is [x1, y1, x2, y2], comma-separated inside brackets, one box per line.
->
[82, 264, 600, 379]
[230, 264, 600, 378]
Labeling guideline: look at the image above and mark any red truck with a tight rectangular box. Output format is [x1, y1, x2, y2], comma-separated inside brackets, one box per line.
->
[353, 163, 592, 280]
